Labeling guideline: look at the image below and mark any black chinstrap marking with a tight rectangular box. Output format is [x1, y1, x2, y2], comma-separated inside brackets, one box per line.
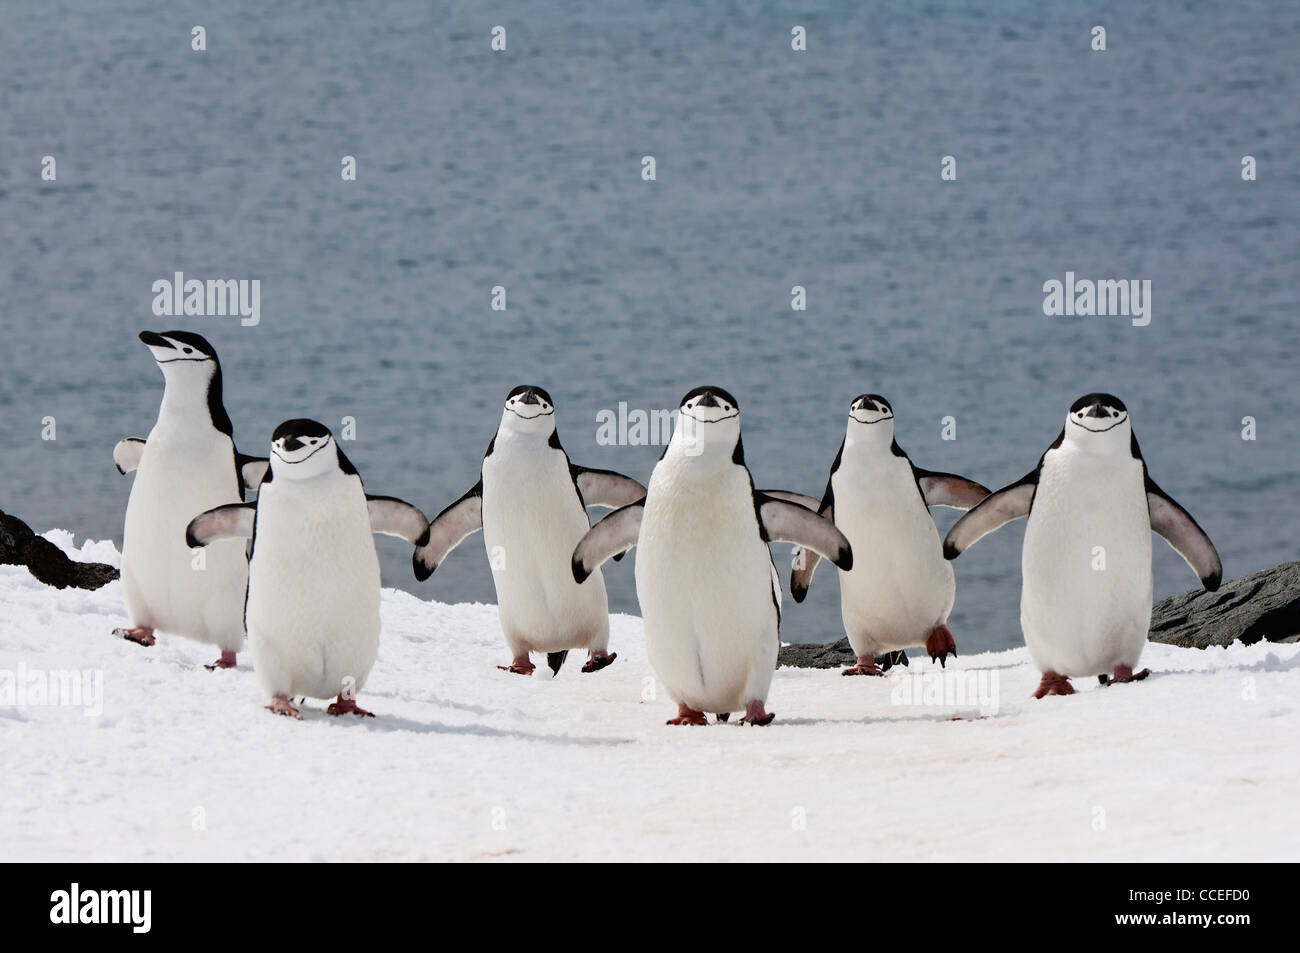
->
[1067, 414, 1127, 434]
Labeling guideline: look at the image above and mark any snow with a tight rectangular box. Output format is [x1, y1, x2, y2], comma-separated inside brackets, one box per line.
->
[2, 532, 1297, 862]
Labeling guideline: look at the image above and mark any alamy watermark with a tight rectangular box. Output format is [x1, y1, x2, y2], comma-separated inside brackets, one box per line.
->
[596, 402, 702, 454]
[890, 668, 999, 716]
[152, 272, 260, 327]
[1043, 272, 1151, 327]
[50, 883, 150, 933]
[0, 663, 103, 717]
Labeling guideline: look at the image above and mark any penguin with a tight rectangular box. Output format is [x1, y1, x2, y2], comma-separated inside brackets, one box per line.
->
[789, 394, 990, 675]
[943, 393, 1222, 697]
[416, 385, 646, 676]
[112, 331, 268, 669]
[186, 419, 433, 718]
[572, 386, 854, 725]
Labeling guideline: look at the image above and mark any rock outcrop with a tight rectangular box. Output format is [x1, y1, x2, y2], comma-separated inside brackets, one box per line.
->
[0, 511, 118, 591]
[777, 641, 908, 670]
[778, 637, 856, 669]
[1149, 560, 1300, 648]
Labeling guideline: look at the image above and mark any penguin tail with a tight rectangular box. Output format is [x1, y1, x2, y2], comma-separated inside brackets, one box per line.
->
[547, 651, 568, 675]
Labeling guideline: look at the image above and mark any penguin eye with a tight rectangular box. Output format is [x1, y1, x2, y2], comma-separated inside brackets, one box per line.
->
[722, 404, 730, 411]
[183, 347, 193, 354]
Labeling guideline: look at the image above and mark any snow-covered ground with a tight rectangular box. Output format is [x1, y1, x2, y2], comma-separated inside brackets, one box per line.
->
[3, 532, 1297, 862]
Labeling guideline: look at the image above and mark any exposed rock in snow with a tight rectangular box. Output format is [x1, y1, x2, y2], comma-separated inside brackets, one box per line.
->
[0, 511, 117, 590]
[1149, 561, 1300, 648]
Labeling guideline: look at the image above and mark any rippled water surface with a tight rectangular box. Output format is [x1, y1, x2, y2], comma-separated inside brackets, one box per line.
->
[1, 1, 1296, 650]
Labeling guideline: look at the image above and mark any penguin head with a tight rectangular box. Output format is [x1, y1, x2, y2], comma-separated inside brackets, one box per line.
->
[1064, 393, 1131, 451]
[847, 393, 895, 442]
[139, 330, 219, 384]
[269, 419, 344, 481]
[500, 385, 557, 438]
[675, 386, 740, 456]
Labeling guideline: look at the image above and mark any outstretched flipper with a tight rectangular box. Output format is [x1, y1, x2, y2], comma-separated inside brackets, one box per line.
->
[786, 493, 834, 603]
[573, 500, 644, 583]
[913, 468, 990, 509]
[1146, 475, 1222, 590]
[942, 471, 1037, 559]
[366, 495, 434, 580]
[366, 496, 430, 542]
[186, 503, 256, 547]
[237, 453, 270, 492]
[113, 438, 145, 475]
[757, 490, 822, 511]
[414, 482, 484, 579]
[756, 495, 853, 570]
[789, 537, 826, 603]
[571, 465, 646, 509]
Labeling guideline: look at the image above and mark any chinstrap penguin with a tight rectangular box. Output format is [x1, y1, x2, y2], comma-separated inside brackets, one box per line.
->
[187, 419, 433, 718]
[112, 330, 267, 669]
[943, 393, 1222, 697]
[790, 394, 990, 675]
[572, 386, 854, 726]
[417, 385, 646, 675]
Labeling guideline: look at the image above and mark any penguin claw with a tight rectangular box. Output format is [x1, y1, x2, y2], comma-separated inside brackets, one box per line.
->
[842, 657, 883, 676]
[204, 651, 237, 670]
[1032, 671, 1075, 698]
[114, 626, 155, 647]
[740, 702, 775, 726]
[497, 658, 536, 676]
[265, 695, 301, 719]
[925, 624, 957, 666]
[1106, 666, 1150, 685]
[580, 651, 617, 673]
[666, 704, 708, 726]
[326, 696, 374, 717]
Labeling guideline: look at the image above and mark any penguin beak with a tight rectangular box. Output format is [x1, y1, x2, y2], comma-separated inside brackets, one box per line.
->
[696, 392, 719, 409]
[282, 437, 304, 451]
[1085, 404, 1108, 418]
[138, 330, 174, 349]
[518, 389, 541, 406]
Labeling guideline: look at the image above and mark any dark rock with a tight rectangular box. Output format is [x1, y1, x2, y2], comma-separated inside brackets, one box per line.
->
[777, 640, 911, 670]
[778, 636, 855, 669]
[1150, 560, 1300, 648]
[0, 510, 118, 591]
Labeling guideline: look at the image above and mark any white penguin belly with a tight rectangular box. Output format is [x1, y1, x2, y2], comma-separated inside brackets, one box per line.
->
[834, 463, 954, 654]
[121, 429, 248, 648]
[636, 465, 778, 713]
[482, 448, 609, 653]
[245, 481, 381, 700]
[1021, 452, 1152, 677]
